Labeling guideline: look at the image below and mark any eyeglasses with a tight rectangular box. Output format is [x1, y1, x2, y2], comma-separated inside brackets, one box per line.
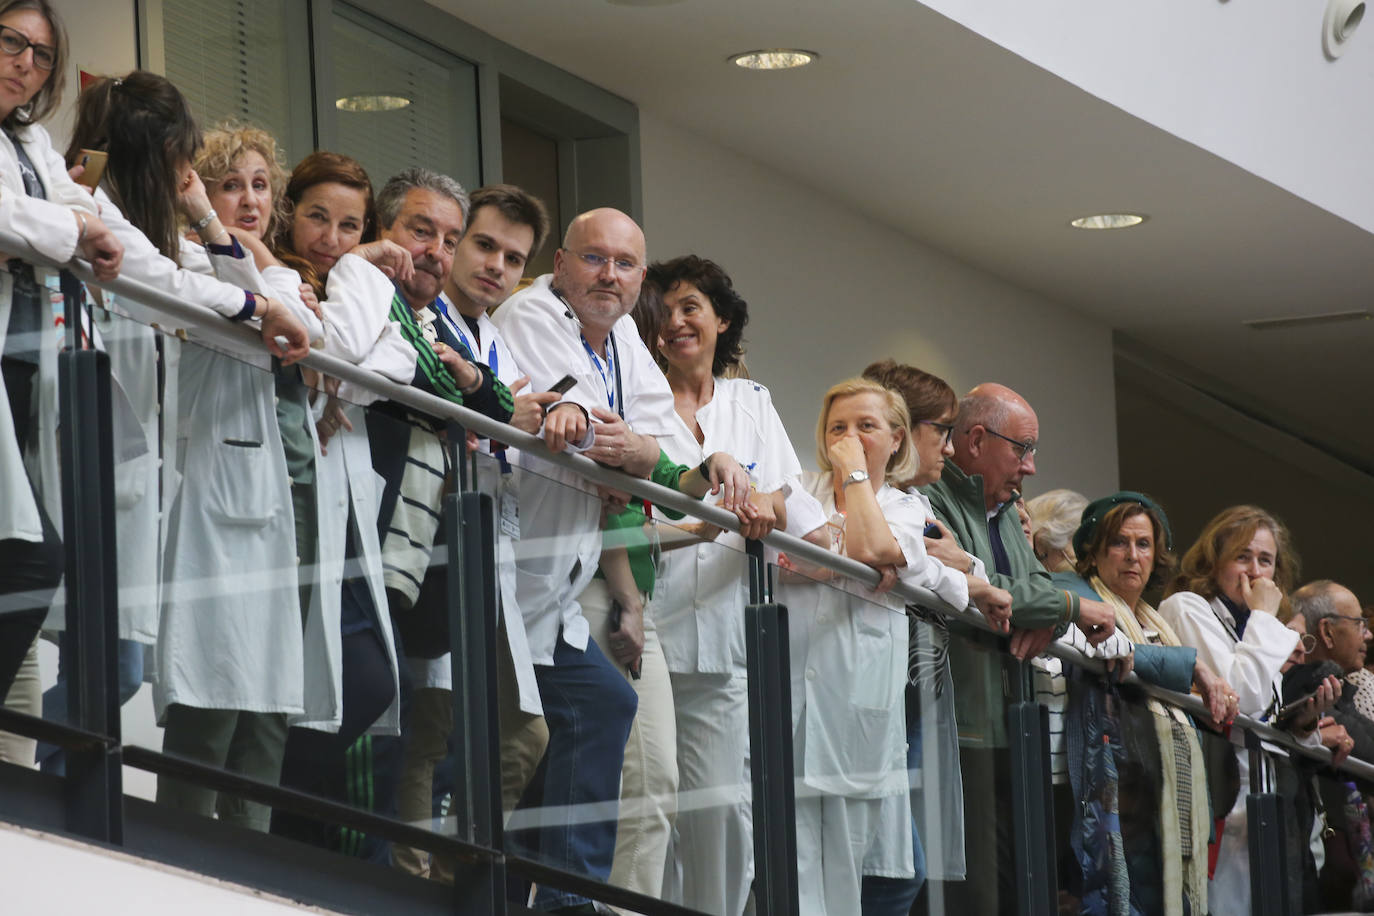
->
[1298, 633, 1317, 654]
[918, 419, 954, 445]
[1331, 613, 1371, 634]
[983, 427, 1038, 461]
[564, 249, 643, 276]
[0, 25, 55, 71]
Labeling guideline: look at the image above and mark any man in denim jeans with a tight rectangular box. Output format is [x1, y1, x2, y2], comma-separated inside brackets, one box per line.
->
[494, 208, 678, 913]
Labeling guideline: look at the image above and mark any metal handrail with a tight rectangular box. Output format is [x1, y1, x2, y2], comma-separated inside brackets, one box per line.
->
[23, 232, 1369, 786]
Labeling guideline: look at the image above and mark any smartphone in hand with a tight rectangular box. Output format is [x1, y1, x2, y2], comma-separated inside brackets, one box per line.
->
[74, 149, 107, 190]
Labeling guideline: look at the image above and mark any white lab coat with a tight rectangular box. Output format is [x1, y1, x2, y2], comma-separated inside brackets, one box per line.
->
[1157, 590, 1297, 916]
[410, 296, 542, 716]
[491, 274, 677, 665]
[780, 470, 967, 800]
[780, 471, 967, 908]
[651, 377, 803, 675]
[257, 256, 410, 735]
[0, 122, 95, 544]
[35, 182, 270, 643]
[152, 239, 318, 720]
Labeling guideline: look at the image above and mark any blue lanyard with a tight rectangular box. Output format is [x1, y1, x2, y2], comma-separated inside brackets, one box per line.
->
[581, 333, 621, 417]
[436, 294, 498, 375]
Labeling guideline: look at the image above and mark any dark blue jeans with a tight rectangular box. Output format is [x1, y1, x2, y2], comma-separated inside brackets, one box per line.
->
[508, 635, 638, 910]
[37, 637, 145, 775]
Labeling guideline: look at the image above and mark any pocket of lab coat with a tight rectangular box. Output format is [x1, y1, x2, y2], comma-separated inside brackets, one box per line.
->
[853, 608, 900, 711]
[113, 452, 150, 510]
[203, 439, 276, 527]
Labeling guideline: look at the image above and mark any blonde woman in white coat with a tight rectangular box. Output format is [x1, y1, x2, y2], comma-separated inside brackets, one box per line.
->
[776, 378, 974, 916]
[0, 0, 124, 761]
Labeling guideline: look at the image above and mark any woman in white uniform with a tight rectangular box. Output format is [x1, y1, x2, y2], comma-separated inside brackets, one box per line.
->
[778, 377, 971, 916]
[1158, 505, 1305, 916]
[69, 71, 315, 831]
[254, 148, 415, 854]
[640, 255, 794, 915]
[0, 0, 123, 752]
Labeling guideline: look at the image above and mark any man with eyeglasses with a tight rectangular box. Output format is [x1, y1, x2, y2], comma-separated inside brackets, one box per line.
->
[494, 208, 743, 912]
[922, 382, 1118, 915]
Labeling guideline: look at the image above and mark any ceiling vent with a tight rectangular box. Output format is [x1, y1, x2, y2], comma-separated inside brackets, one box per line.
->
[1243, 309, 1371, 331]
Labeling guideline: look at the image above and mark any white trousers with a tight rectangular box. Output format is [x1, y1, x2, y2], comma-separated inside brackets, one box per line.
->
[663, 671, 754, 916]
[580, 579, 679, 909]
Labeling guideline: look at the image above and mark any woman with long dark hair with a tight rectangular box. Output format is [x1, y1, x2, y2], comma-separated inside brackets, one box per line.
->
[67, 70, 313, 831]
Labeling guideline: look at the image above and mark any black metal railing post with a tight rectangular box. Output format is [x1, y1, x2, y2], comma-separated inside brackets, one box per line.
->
[1247, 732, 1288, 916]
[447, 484, 504, 915]
[745, 539, 798, 916]
[1007, 700, 1054, 916]
[57, 345, 123, 843]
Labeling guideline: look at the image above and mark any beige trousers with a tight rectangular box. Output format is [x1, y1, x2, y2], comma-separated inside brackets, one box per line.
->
[0, 635, 40, 766]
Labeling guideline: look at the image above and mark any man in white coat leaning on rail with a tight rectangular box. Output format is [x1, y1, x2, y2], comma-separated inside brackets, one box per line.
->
[493, 208, 750, 912]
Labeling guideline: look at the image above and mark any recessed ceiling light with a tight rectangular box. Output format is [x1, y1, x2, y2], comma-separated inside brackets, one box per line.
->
[729, 49, 818, 71]
[336, 95, 411, 112]
[1069, 213, 1147, 230]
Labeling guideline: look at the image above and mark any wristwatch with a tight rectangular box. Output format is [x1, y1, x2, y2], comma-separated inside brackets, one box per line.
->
[841, 469, 870, 488]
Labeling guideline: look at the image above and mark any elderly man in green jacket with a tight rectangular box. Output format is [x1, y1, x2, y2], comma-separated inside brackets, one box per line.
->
[921, 382, 1117, 915]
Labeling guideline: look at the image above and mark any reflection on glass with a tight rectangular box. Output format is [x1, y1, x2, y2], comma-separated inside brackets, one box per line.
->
[331, 8, 481, 193]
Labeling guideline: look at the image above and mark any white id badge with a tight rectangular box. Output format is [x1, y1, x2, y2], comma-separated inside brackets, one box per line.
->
[499, 487, 520, 539]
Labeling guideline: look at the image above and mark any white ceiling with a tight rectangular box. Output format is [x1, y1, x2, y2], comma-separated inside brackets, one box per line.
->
[433, 0, 1374, 470]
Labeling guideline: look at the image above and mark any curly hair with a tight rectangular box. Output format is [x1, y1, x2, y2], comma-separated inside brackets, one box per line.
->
[1166, 504, 1299, 601]
[814, 377, 916, 486]
[646, 255, 748, 377]
[194, 123, 288, 240]
[1074, 502, 1177, 592]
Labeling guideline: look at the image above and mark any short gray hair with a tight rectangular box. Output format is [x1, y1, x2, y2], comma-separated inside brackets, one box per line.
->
[1291, 579, 1341, 630]
[376, 168, 470, 230]
[1026, 489, 1088, 557]
[956, 391, 1010, 435]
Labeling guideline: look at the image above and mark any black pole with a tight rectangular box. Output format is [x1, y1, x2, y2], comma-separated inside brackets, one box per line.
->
[57, 346, 123, 843]
[1007, 700, 1054, 916]
[745, 540, 798, 916]
[447, 487, 504, 915]
[1246, 732, 1288, 916]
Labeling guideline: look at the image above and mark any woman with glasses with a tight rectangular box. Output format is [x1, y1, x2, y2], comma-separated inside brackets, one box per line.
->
[1055, 492, 1239, 916]
[0, 0, 126, 757]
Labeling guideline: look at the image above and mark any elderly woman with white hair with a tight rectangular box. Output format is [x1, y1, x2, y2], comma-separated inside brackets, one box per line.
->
[1026, 488, 1088, 574]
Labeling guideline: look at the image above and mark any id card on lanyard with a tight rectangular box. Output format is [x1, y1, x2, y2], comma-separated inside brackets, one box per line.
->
[580, 332, 624, 420]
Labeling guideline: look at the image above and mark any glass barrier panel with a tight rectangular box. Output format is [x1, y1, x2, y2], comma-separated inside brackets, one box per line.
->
[771, 543, 999, 916]
[7, 264, 69, 773]
[492, 445, 752, 913]
[93, 306, 466, 876]
[1054, 647, 1239, 916]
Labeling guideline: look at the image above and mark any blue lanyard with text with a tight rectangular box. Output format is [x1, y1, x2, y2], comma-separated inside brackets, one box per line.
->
[581, 332, 624, 419]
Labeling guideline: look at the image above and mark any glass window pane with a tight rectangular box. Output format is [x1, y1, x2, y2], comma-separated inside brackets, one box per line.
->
[161, 0, 309, 163]
[331, 6, 481, 193]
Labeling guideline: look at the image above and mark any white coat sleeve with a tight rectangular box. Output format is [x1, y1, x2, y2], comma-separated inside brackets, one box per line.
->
[95, 191, 249, 319]
[1158, 591, 1294, 718]
[261, 264, 324, 342]
[318, 253, 400, 365]
[888, 491, 969, 611]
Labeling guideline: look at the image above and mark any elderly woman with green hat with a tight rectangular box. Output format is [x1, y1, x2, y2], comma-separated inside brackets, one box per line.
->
[1053, 491, 1239, 916]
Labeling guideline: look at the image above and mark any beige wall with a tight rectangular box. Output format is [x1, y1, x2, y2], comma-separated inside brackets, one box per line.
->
[638, 111, 1120, 497]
